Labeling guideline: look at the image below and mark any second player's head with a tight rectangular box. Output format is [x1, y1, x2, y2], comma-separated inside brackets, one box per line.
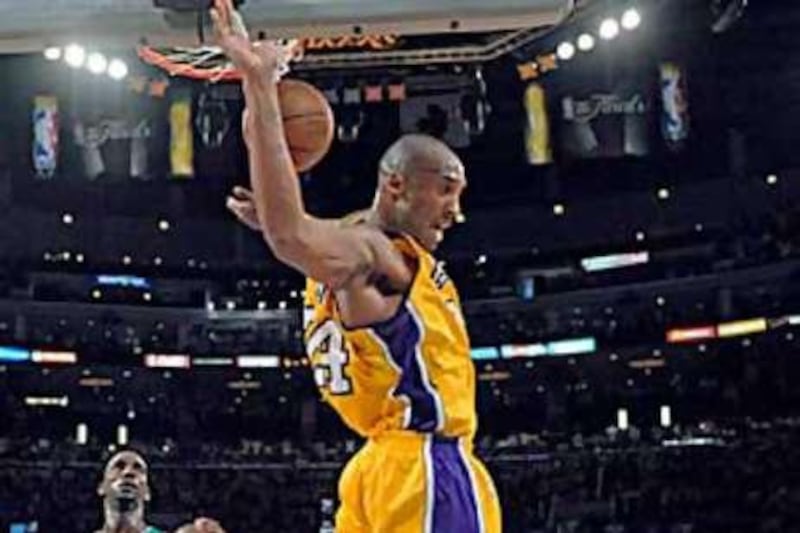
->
[97, 450, 151, 519]
[375, 134, 466, 251]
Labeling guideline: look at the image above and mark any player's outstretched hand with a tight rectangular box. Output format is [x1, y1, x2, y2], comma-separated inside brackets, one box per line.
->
[210, 0, 280, 81]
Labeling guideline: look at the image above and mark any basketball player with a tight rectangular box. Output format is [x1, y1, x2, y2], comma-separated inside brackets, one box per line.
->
[95, 450, 163, 533]
[96, 450, 225, 533]
[213, 0, 502, 531]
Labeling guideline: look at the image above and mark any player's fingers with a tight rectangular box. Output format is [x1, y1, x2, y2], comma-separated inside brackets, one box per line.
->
[213, 0, 231, 30]
[232, 186, 253, 200]
[226, 198, 258, 224]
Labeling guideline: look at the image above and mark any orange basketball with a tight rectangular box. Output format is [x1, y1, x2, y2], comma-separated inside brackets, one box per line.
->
[277, 79, 335, 172]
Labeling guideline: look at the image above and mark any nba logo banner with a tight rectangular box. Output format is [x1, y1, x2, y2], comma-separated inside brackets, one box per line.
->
[660, 62, 690, 150]
[32, 95, 59, 179]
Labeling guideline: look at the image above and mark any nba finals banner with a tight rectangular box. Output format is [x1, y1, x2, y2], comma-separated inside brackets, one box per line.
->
[558, 86, 650, 159]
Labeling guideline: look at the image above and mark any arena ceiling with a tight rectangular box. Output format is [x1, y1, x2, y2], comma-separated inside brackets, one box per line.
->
[0, 0, 575, 53]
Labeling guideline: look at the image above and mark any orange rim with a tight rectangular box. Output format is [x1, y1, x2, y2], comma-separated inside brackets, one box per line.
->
[137, 46, 244, 82]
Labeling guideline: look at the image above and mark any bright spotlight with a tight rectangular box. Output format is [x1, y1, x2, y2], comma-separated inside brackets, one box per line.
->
[107, 59, 128, 80]
[43, 47, 62, 61]
[577, 33, 595, 51]
[599, 18, 620, 40]
[621, 8, 642, 30]
[87, 52, 108, 75]
[64, 44, 86, 68]
[556, 41, 576, 61]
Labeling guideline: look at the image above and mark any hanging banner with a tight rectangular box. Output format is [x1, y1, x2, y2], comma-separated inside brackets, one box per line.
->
[169, 89, 194, 178]
[524, 83, 552, 165]
[72, 118, 152, 180]
[660, 62, 690, 150]
[32, 95, 59, 179]
[559, 87, 650, 159]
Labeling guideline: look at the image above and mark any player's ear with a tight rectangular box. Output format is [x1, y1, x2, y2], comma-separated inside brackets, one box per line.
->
[382, 171, 407, 200]
[97, 480, 106, 498]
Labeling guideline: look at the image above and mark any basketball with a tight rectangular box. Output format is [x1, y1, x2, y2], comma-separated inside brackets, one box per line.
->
[277, 78, 335, 172]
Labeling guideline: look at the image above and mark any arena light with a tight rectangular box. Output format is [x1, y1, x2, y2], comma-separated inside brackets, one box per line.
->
[580, 251, 649, 272]
[470, 346, 500, 360]
[43, 46, 62, 61]
[660, 405, 672, 427]
[237, 355, 281, 368]
[628, 358, 665, 369]
[657, 187, 670, 200]
[0, 346, 30, 362]
[144, 353, 191, 369]
[556, 41, 576, 61]
[62, 212, 74, 225]
[193, 357, 235, 367]
[577, 33, 595, 51]
[788, 315, 800, 325]
[79, 377, 114, 387]
[500, 343, 547, 358]
[227, 380, 262, 390]
[547, 337, 596, 356]
[107, 58, 128, 80]
[31, 350, 77, 364]
[64, 44, 86, 68]
[158, 219, 170, 232]
[766, 174, 778, 185]
[76, 423, 88, 445]
[87, 52, 108, 75]
[96, 275, 150, 289]
[117, 424, 129, 446]
[617, 408, 629, 430]
[599, 18, 620, 40]
[621, 8, 642, 30]
[666, 326, 716, 343]
[716, 318, 767, 338]
[25, 395, 69, 407]
[552, 203, 565, 216]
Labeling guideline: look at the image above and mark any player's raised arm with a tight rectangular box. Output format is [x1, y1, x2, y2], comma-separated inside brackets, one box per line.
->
[211, 0, 409, 289]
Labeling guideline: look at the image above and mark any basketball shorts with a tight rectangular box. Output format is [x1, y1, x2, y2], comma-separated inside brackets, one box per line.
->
[335, 431, 502, 532]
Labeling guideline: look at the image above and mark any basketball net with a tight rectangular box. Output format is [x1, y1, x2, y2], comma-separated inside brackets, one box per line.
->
[137, 7, 304, 83]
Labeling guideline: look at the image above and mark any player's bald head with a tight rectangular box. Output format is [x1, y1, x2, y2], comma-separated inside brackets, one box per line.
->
[378, 134, 464, 183]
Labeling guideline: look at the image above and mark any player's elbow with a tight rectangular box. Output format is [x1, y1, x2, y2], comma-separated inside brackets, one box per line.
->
[262, 229, 305, 265]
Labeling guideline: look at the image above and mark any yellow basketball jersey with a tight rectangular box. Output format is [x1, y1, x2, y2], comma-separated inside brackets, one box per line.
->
[303, 234, 477, 439]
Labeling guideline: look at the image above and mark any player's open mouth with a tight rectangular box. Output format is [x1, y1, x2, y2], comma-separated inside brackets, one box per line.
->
[117, 481, 139, 493]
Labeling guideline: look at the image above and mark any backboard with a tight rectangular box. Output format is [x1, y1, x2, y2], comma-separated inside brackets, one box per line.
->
[0, 0, 575, 53]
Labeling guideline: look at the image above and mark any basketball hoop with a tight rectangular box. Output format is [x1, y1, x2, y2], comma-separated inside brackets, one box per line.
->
[138, 5, 304, 83]
[138, 39, 303, 83]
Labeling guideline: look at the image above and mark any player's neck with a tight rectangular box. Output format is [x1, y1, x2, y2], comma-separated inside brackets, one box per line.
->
[103, 503, 146, 533]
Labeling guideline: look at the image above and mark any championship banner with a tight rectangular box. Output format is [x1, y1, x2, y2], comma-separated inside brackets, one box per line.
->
[169, 89, 194, 178]
[32, 95, 59, 179]
[523, 83, 552, 165]
[558, 88, 650, 159]
[660, 62, 690, 150]
[400, 92, 470, 148]
[72, 117, 152, 180]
